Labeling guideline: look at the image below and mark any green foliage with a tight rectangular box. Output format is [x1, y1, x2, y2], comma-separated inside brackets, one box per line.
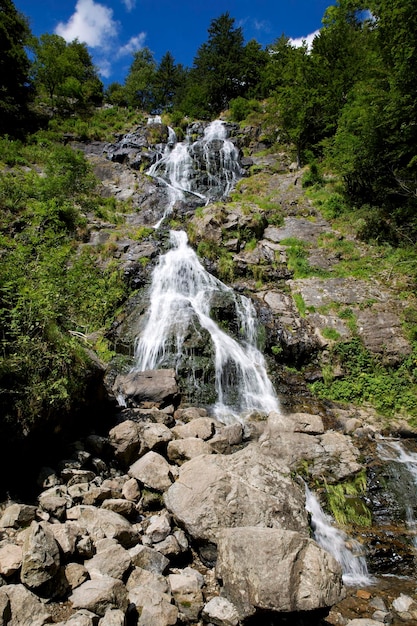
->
[0, 138, 127, 428]
[321, 327, 341, 341]
[322, 471, 372, 527]
[0, 0, 33, 136]
[311, 338, 417, 418]
[31, 33, 103, 112]
[301, 162, 324, 188]
[229, 97, 261, 123]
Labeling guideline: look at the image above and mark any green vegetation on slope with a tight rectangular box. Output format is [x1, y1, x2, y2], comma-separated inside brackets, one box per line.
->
[0, 136, 128, 433]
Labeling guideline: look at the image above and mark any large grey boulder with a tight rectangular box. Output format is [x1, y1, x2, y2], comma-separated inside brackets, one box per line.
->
[113, 369, 180, 409]
[84, 542, 132, 580]
[20, 522, 60, 589]
[109, 420, 142, 465]
[70, 576, 129, 616]
[260, 412, 363, 482]
[66, 505, 138, 547]
[164, 443, 308, 544]
[128, 451, 173, 492]
[216, 527, 345, 619]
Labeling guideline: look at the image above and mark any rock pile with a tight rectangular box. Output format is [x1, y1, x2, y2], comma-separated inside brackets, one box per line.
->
[0, 371, 352, 625]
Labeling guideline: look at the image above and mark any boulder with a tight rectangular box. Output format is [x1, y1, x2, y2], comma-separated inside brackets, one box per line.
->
[144, 511, 171, 544]
[99, 608, 126, 625]
[201, 596, 240, 626]
[0, 584, 52, 625]
[0, 543, 22, 577]
[113, 369, 180, 409]
[108, 420, 142, 466]
[128, 545, 169, 575]
[128, 451, 173, 492]
[70, 576, 129, 617]
[139, 422, 173, 453]
[20, 521, 60, 589]
[64, 562, 89, 590]
[128, 585, 178, 626]
[126, 567, 169, 594]
[84, 543, 132, 580]
[66, 505, 138, 547]
[122, 477, 141, 502]
[167, 438, 212, 463]
[168, 567, 204, 622]
[216, 527, 344, 619]
[0, 504, 37, 529]
[164, 444, 308, 544]
[171, 417, 216, 440]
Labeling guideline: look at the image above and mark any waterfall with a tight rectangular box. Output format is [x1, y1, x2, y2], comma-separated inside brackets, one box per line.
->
[147, 119, 243, 226]
[133, 230, 278, 422]
[305, 485, 374, 586]
[377, 439, 417, 548]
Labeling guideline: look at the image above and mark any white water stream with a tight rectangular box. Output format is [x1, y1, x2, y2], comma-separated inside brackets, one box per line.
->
[305, 485, 374, 586]
[131, 120, 279, 421]
[133, 230, 278, 422]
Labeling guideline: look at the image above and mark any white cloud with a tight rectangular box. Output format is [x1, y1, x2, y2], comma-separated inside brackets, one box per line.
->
[289, 29, 320, 51]
[55, 0, 119, 49]
[121, 0, 136, 11]
[96, 58, 112, 78]
[117, 32, 147, 57]
[253, 19, 271, 34]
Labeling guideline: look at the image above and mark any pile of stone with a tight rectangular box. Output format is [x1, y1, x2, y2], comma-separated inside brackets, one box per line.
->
[0, 369, 357, 625]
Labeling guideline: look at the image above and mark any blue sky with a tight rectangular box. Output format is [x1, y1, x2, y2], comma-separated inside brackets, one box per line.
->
[14, 0, 334, 86]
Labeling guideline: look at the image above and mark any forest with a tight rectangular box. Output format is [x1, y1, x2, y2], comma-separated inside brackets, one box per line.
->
[1, 0, 417, 441]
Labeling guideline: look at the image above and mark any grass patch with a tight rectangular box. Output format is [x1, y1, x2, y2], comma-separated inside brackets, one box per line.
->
[310, 338, 417, 420]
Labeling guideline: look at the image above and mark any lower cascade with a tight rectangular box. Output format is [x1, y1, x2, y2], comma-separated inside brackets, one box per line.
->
[305, 485, 374, 587]
[133, 229, 279, 422]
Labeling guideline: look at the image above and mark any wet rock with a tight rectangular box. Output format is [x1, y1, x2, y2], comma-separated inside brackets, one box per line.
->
[128, 451, 173, 492]
[70, 576, 129, 616]
[113, 369, 180, 409]
[20, 521, 60, 590]
[216, 527, 344, 619]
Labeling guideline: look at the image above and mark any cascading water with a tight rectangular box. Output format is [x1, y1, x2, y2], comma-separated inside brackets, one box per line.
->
[133, 229, 278, 422]
[130, 120, 279, 421]
[377, 439, 417, 550]
[305, 485, 374, 586]
[147, 119, 243, 226]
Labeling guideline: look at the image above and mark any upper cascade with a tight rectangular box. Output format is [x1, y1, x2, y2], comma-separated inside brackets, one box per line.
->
[147, 120, 244, 224]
